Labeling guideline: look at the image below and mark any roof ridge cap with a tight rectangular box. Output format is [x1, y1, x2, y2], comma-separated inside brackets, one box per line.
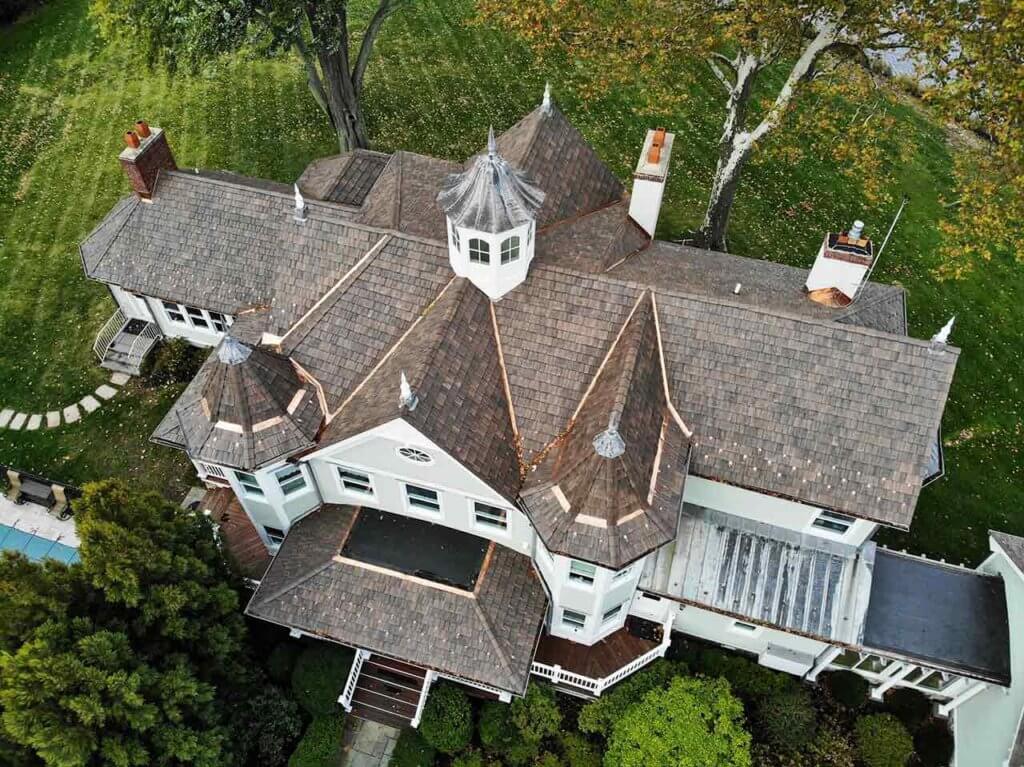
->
[471, 585, 524, 691]
[80, 195, 140, 275]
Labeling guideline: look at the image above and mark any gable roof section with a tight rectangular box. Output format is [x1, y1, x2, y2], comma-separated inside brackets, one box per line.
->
[357, 151, 461, 241]
[496, 104, 625, 226]
[319, 279, 522, 502]
[247, 505, 547, 694]
[521, 293, 691, 568]
[653, 289, 958, 528]
[80, 170, 380, 335]
[536, 200, 650, 273]
[298, 149, 390, 206]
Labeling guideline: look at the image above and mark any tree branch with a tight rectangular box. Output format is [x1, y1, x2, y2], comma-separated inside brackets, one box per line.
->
[354, 0, 405, 96]
[294, 36, 331, 121]
[706, 58, 734, 94]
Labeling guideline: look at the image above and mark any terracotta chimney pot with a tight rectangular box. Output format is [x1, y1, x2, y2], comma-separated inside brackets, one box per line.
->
[124, 131, 140, 149]
[135, 120, 151, 138]
[647, 143, 662, 164]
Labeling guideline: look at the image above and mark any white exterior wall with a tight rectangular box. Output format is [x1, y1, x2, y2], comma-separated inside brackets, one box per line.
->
[804, 238, 870, 298]
[685, 477, 878, 547]
[448, 221, 535, 302]
[144, 295, 227, 347]
[306, 419, 536, 557]
[539, 542, 645, 645]
[952, 545, 1024, 767]
[109, 285, 156, 322]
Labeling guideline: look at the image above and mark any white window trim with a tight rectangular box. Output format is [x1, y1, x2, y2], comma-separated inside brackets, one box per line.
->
[602, 601, 626, 624]
[561, 608, 588, 631]
[730, 620, 762, 635]
[235, 470, 264, 498]
[161, 300, 232, 333]
[263, 525, 286, 546]
[472, 499, 510, 533]
[336, 465, 375, 498]
[612, 564, 634, 581]
[808, 509, 856, 538]
[404, 482, 442, 516]
[396, 446, 433, 465]
[568, 560, 598, 588]
[274, 464, 308, 496]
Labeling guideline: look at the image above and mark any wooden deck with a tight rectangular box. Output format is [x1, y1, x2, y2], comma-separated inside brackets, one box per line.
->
[534, 617, 660, 679]
[200, 488, 271, 581]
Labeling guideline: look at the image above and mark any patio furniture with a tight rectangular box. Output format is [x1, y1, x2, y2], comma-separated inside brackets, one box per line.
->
[5, 470, 21, 503]
[18, 477, 54, 507]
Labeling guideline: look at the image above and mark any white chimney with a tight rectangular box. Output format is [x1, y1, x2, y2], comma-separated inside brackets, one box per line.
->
[628, 128, 674, 237]
[805, 220, 874, 305]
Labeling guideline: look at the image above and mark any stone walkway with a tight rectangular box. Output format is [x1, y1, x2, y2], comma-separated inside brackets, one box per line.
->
[340, 718, 400, 767]
[0, 373, 130, 432]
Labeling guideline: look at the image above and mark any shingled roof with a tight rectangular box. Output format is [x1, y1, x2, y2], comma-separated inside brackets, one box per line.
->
[162, 336, 322, 470]
[521, 293, 691, 567]
[246, 504, 547, 694]
[81, 100, 957, 530]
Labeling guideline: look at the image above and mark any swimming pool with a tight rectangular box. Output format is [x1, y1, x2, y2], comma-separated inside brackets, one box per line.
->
[0, 523, 79, 564]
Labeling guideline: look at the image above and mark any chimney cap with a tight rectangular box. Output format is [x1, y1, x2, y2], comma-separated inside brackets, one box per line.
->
[135, 120, 151, 138]
[124, 131, 140, 149]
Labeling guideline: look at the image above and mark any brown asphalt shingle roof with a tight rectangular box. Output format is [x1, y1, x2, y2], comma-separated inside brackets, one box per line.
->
[246, 505, 547, 694]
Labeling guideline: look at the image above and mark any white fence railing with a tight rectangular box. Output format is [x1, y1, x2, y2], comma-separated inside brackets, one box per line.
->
[437, 671, 512, 703]
[531, 610, 675, 697]
[126, 322, 161, 365]
[411, 670, 437, 727]
[338, 649, 370, 711]
[93, 309, 127, 361]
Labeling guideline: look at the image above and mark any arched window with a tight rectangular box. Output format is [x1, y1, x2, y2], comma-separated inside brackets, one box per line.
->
[469, 238, 490, 264]
[500, 235, 521, 264]
[450, 222, 460, 251]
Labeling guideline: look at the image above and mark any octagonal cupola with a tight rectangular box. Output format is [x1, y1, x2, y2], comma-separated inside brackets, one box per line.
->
[437, 127, 545, 301]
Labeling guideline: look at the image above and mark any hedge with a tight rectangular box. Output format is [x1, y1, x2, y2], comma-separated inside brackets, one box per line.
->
[290, 643, 354, 717]
[288, 713, 345, 767]
[854, 714, 914, 767]
[419, 683, 473, 755]
[753, 688, 817, 752]
[390, 728, 436, 767]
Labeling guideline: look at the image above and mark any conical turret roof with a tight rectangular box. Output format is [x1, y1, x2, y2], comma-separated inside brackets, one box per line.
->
[437, 127, 545, 233]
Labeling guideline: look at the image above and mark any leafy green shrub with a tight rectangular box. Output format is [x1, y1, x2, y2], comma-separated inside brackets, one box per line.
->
[753, 688, 817, 752]
[510, 683, 562, 745]
[268, 642, 303, 685]
[559, 732, 601, 767]
[288, 713, 345, 767]
[692, 649, 792, 700]
[824, 670, 869, 709]
[577, 660, 682, 737]
[419, 683, 473, 754]
[290, 643, 353, 717]
[236, 685, 304, 766]
[389, 728, 436, 767]
[605, 676, 752, 767]
[884, 688, 931, 732]
[752, 722, 854, 767]
[142, 337, 206, 386]
[854, 714, 913, 767]
[479, 701, 515, 753]
[452, 751, 485, 767]
[535, 753, 564, 767]
[913, 718, 954, 767]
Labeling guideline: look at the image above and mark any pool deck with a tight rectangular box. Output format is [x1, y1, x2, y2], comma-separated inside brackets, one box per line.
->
[0, 494, 79, 547]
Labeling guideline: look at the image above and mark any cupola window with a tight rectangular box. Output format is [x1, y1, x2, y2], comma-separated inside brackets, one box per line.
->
[450, 222, 460, 251]
[500, 235, 521, 264]
[469, 238, 490, 264]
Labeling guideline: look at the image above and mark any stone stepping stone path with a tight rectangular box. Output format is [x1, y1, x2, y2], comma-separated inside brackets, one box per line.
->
[0, 373, 131, 432]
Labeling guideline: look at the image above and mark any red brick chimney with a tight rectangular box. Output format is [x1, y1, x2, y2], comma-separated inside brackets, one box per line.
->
[119, 121, 177, 200]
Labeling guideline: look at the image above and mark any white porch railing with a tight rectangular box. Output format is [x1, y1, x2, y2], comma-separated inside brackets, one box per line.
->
[126, 322, 162, 365]
[437, 672, 512, 703]
[410, 670, 437, 727]
[338, 649, 370, 711]
[531, 610, 674, 697]
[93, 308, 127, 360]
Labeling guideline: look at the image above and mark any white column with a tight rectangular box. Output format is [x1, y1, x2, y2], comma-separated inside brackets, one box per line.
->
[938, 680, 988, 717]
[806, 646, 843, 682]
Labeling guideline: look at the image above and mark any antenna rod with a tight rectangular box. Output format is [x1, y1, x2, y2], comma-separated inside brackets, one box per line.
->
[851, 194, 908, 303]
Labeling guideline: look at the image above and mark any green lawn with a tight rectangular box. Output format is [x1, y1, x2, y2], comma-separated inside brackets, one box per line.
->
[1, 0, 1020, 561]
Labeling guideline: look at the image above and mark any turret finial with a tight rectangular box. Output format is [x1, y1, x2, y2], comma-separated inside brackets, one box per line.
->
[293, 183, 307, 223]
[487, 126, 497, 157]
[931, 316, 956, 346]
[399, 371, 419, 411]
[541, 82, 552, 114]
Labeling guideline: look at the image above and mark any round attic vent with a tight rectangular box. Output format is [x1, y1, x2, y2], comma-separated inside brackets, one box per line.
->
[397, 446, 432, 464]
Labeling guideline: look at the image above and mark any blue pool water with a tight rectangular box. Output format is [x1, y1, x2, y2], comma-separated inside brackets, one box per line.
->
[0, 523, 79, 564]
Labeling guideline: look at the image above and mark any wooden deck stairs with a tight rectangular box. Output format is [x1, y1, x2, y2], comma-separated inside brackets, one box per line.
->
[341, 651, 435, 728]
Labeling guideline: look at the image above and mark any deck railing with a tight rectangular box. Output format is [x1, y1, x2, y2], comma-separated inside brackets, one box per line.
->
[93, 309, 127, 361]
[531, 609, 675, 697]
[410, 670, 437, 727]
[126, 322, 162, 365]
[338, 648, 370, 711]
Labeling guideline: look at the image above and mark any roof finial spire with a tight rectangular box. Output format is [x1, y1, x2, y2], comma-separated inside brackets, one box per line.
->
[541, 82, 552, 114]
[593, 413, 626, 459]
[931, 316, 956, 346]
[218, 334, 252, 365]
[293, 183, 307, 223]
[399, 371, 419, 411]
[487, 126, 497, 157]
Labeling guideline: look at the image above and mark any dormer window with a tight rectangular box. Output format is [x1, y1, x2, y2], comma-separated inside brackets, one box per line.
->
[450, 222, 460, 251]
[500, 235, 520, 264]
[469, 238, 490, 264]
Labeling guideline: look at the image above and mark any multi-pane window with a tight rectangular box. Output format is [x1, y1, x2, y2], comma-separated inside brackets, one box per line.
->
[613, 564, 634, 581]
[162, 301, 186, 324]
[235, 471, 263, 497]
[275, 465, 307, 495]
[337, 467, 373, 496]
[812, 510, 856, 534]
[500, 235, 520, 264]
[474, 502, 508, 530]
[569, 560, 597, 586]
[406, 484, 441, 513]
[602, 602, 626, 623]
[186, 305, 209, 329]
[469, 238, 490, 264]
[562, 609, 587, 630]
[263, 526, 285, 546]
[210, 311, 229, 333]
[450, 223, 460, 250]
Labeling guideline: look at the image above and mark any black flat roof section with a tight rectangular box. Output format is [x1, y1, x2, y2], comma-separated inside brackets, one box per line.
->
[341, 509, 488, 590]
[863, 549, 1011, 684]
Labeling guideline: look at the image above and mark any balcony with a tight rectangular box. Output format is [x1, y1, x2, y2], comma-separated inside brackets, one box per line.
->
[531, 612, 673, 697]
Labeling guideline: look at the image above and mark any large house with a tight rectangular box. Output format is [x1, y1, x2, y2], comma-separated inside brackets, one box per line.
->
[81, 93, 1023, 765]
